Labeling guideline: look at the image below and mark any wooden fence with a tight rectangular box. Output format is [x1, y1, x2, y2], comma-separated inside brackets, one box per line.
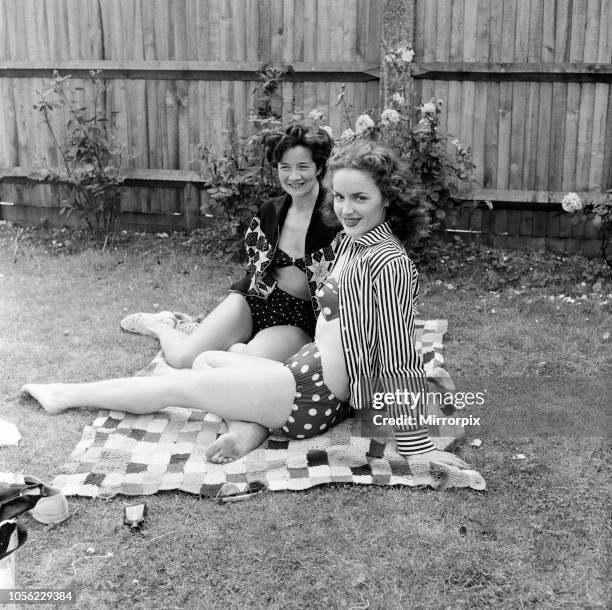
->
[0, 0, 610, 256]
[409, 0, 611, 254]
[0, 0, 381, 227]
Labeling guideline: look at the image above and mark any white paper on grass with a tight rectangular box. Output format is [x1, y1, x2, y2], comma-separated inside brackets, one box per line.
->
[0, 419, 21, 446]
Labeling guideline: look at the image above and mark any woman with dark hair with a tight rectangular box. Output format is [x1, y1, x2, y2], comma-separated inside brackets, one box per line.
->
[23, 140, 470, 471]
[119, 122, 338, 461]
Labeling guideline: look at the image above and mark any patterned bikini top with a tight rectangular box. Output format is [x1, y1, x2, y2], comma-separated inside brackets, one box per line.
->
[272, 247, 307, 273]
[316, 277, 340, 321]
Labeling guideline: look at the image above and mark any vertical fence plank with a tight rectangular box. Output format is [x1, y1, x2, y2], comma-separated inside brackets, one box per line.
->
[327, 0, 344, 128]
[483, 80, 499, 189]
[523, 0, 541, 188]
[316, 0, 331, 63]
[460, 0, 477, 178]
[535, 0, 555, 190]
[527, 0, 543, 62]
[541, 0, 555, 63]
[0, 0, 7, 60]
[282, 0, 295, 64]
[508, 0, 529, 190]
[575, 0, 601, 191]
[418, 0, 436, 107]
[536, 80, 552, 190]
[23, 0, 40, 61]
[232, 0, 248, 139]
[270, 0, 283, 62]
[548, 1, 570, 190]
[603, 88, 612, 189]
[562, 0, 587, 192]
[422, 0, 436, 63]
[497, 0, 515, 190]
[471, 0, 490, 187]
[245, 0, 258, 61]
[570, 0, 587, 62]
[415, 0, 425, 63]
[590, 1, 611, 190]
[292, 0, 304, 61]
[509, 80, 526, 190]
[562, 83, 580, 191]
[522, 82, 540, 190]
[446, 0, 464, 150]
[434, 0, 450, 134]
[257, 0, 271, 61]
[344, 0, 358, 63]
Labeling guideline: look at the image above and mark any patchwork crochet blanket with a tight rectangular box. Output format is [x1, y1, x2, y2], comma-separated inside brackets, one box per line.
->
[52, 319, 485, 497]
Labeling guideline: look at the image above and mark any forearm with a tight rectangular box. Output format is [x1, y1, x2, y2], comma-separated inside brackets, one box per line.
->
[380, 373, 436, 455]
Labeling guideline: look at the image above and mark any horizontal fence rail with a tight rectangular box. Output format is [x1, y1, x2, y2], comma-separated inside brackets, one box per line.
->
[0, 60, 381, 82]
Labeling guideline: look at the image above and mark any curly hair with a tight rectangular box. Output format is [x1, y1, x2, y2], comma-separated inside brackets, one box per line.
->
[321, 140, 430, 244]
[265, 122, 334, 181]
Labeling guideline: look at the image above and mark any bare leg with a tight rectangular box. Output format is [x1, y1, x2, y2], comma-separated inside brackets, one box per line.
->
[246, 325, 311, 361]
[131, 293, 254, 369]
[204, 326, 310, 463]
[21, 355, 295, 432]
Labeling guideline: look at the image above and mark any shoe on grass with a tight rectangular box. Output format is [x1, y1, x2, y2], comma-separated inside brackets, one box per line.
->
[23, 475, 69, 525]
[120, 311, 177, 336]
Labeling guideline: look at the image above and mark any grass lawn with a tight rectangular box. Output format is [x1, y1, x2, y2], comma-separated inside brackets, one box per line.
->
[1, 226, 610, 609]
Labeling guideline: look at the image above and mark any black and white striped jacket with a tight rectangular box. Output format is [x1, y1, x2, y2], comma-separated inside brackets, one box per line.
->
[334, 223, 435, 456]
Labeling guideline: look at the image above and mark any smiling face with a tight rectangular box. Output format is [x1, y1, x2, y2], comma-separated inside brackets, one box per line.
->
[277, 145, 320, 199]
[332, 168, 387, 239]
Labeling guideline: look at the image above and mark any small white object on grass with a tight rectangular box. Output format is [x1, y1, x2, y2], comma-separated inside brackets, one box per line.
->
[0, 419, 20, 446]
[470, 439, 482, 448]
[512, 453, 526, 460]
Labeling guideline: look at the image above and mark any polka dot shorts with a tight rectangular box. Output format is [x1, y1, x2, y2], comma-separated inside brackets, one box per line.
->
[245, 287, 316, 337]
[281, 342, 352, 439]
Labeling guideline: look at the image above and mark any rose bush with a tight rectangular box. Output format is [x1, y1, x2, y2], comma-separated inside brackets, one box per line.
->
[561, 190, 612, 267]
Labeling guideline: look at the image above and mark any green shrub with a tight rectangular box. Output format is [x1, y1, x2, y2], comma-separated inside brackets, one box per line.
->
[33, 71, 124, 244]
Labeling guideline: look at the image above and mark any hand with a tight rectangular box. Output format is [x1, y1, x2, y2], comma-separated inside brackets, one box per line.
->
[405, 449, 485, 490]
[405, 449, 470, 470]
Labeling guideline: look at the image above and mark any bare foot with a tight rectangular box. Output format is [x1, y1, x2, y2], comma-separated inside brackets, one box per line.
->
[205, 420, 269, 464]
[21, 384, 69, 415]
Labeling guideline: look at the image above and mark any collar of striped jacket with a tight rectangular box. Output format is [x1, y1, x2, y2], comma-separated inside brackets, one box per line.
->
[348, 221, 394, 247]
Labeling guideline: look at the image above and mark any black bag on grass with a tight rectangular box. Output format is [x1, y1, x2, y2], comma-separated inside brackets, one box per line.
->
[0, 483, 45, 587]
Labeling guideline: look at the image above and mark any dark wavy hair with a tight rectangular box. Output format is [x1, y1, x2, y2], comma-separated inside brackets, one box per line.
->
[321, 140, 430, 245]
[265, 122, 334, 181]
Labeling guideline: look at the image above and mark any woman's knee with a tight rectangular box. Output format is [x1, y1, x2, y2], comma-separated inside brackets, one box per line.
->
[192, 352, 212, 370]
[164, 344, 198, 369]
[228, 343, 248, 354]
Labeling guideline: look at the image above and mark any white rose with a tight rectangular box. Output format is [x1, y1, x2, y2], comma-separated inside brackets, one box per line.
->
[561, 192, 582, 213]
[308, 109, 325, 122]
[451, 138, 461, 147]
[355, 114, 375, 133]
[380, 108, 400, 125]
[401, 49, 415, 63]
[392, 93, 405, 105]
[422, 102, 436, 116]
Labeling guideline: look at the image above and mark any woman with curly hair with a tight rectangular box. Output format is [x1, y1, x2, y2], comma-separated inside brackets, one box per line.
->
[23, 141, 469, 470]
[119, 122, 338, 461]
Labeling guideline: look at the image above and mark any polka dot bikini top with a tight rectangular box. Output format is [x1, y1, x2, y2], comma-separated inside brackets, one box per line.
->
[316, 277, 340, 321]
[272, 248, 307, 273]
